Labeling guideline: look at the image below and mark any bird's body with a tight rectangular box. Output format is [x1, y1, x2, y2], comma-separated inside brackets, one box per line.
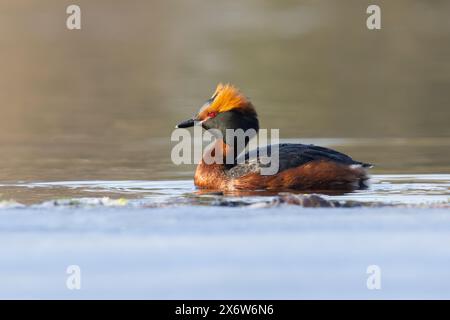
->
[194, 142, 370, 191]
[177, 84, 372, 191]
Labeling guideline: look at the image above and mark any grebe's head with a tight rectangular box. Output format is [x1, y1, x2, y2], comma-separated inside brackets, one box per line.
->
[176, 84, 259, 136]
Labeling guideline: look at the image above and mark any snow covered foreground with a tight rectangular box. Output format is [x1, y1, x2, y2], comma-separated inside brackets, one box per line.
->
[0, 206, 449, 299]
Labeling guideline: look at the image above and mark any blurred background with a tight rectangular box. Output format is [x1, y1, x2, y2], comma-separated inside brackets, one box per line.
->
[0, 0, 449, 182]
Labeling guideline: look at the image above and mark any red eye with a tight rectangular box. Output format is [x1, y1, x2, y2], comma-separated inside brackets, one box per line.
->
[207, 112, 217, 118]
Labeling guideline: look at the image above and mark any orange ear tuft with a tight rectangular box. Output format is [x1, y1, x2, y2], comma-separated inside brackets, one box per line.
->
[210, 83, 254, 113]
[197, 84, 256, 120]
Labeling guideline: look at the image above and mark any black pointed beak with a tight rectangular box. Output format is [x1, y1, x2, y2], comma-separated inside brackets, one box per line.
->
[176, 118, 196, 128]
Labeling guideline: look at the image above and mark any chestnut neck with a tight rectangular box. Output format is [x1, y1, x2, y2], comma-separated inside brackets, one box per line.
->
[202, 138, 246, 168]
